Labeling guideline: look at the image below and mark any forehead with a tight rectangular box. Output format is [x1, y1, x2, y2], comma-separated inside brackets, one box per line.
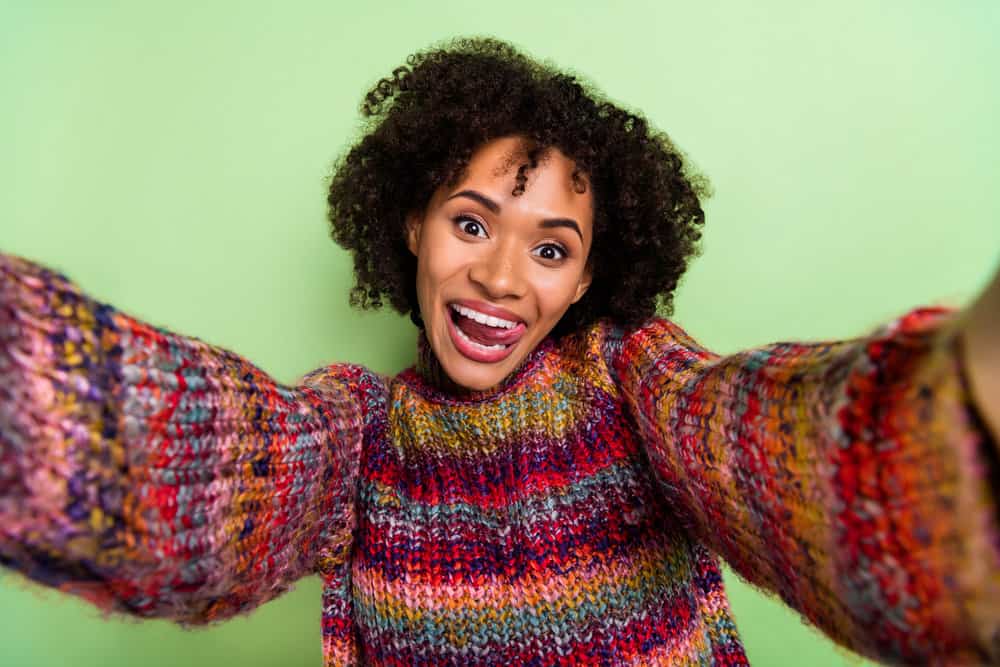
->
[453, 136, 593, 219]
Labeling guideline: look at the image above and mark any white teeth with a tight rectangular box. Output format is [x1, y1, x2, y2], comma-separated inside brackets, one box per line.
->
[450, 304, 517, 329]
[453, 320, 508, 351]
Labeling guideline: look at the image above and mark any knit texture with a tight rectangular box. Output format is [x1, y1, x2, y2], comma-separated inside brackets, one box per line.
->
[0, 255, 364, 623]
[2, 253, 999, 665]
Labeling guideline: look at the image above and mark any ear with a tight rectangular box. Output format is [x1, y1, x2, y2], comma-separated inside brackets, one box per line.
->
[571, 264, 592, 304]
[405, 212, 422, 257]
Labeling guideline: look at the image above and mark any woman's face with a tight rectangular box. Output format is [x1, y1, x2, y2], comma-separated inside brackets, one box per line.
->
[406, 136, 594, 391]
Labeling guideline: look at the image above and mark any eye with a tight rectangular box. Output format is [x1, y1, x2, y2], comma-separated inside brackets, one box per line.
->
[533, 243, 568, 262]
[455, 215, 488, 239]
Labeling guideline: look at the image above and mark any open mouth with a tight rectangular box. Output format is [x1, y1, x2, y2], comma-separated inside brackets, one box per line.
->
[446, 303, 526, 362]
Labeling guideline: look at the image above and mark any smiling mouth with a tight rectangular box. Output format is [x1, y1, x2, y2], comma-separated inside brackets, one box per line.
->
[447, 303, 526, 360]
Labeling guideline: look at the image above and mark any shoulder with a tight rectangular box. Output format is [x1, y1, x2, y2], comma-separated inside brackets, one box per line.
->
[549, 318, 698, 396]
[570, 317, 717, 394]
[569, 316, 706, 366]
[301, 362, 389, 423]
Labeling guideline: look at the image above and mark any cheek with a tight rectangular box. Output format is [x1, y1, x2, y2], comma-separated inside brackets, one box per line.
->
[416, 240, 465, 306]
[412, 256, 439, 321]
[534, 272, 585, 320]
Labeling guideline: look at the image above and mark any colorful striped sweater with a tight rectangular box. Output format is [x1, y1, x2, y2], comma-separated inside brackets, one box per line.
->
[1, 253, 999, 666]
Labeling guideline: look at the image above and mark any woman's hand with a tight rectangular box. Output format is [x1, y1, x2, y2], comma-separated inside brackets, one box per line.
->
[959, 259, 1000, 444]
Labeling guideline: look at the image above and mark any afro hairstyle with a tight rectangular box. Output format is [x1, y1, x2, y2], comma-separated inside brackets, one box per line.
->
[327, 37, 710, 336]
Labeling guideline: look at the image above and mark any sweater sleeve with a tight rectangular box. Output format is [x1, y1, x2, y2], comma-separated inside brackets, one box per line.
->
[0, 254, 364, 624]
[611, 308, 1000, 664]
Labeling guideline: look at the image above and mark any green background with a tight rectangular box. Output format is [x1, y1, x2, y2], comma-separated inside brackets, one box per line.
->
[2, 2, 998, 665]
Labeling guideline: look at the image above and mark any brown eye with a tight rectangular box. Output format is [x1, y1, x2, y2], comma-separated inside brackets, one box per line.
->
[455, 215, 488, 238]
[533, 244, 567, 261]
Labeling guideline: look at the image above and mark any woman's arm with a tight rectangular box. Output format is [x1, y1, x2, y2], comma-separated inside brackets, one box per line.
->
[0, 253, 364, 624]
[958, 261, 1000, 444]
[612, 293, 1000, 664]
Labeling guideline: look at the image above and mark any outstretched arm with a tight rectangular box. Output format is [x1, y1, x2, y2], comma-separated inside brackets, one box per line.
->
[613, 291, 999, 664]
[958, 260, 1000, 445]
[0, 253, 364, 624]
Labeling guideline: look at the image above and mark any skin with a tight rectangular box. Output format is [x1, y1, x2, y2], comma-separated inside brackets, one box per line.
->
[406, 136, 593, 392]
[959, 264, 1000, 445]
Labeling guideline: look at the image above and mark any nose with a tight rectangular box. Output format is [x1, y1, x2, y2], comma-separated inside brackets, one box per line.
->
[468, 242, 527, 300]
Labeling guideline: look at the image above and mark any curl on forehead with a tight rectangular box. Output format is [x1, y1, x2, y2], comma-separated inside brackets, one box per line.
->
[450, 137, 590, 198]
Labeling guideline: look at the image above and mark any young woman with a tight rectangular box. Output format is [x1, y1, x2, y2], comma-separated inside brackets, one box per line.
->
[1, 38, 998, 666]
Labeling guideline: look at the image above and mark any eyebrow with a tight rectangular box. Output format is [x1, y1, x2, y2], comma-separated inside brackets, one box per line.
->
[446, 189, 584, 241]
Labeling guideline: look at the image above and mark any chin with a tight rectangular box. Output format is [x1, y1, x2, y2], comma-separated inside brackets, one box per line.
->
[442, 355, 516, 392]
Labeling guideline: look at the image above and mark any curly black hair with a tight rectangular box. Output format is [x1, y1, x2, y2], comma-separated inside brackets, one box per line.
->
[327, 37, 710, 336]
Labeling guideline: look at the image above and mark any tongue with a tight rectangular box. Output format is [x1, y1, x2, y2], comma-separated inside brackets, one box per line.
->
[456, 316, 514, 346]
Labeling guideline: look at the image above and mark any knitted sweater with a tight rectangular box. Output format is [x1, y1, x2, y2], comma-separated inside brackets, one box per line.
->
[1, 254, 999, 666]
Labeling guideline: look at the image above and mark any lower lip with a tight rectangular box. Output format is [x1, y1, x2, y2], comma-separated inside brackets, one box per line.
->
[445, 308, 522, 364]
